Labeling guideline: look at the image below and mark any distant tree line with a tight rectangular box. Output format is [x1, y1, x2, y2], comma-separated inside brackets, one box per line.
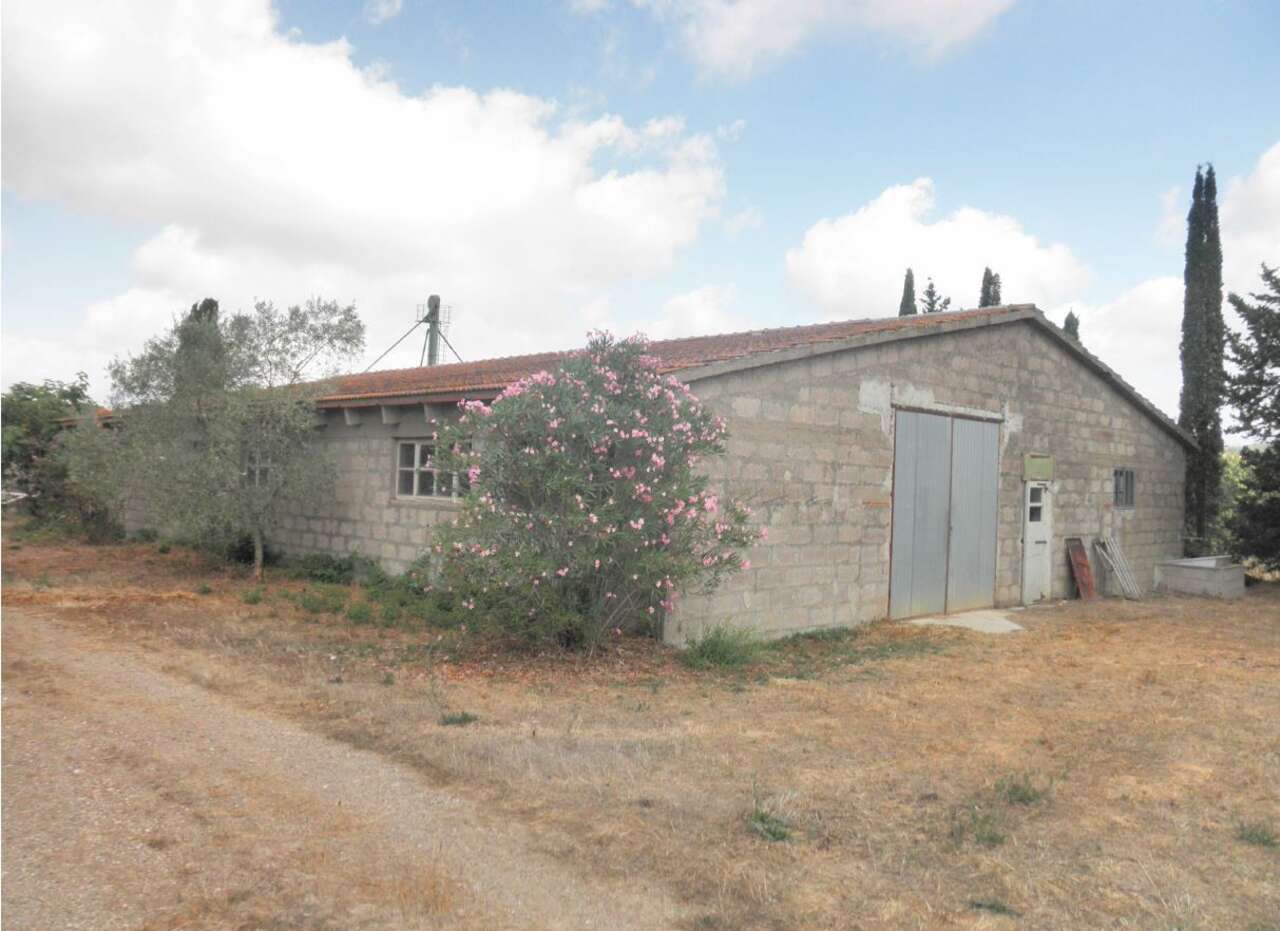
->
[896, 265, 1002, 316]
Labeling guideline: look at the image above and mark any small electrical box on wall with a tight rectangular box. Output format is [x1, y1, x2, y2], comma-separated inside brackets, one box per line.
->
[1024, 454, 1055, 481]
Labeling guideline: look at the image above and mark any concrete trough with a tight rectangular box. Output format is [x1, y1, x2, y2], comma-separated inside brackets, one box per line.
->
[1154, 555, 1246, 599]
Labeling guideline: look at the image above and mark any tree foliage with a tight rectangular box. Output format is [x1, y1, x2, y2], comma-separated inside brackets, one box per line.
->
[1224, 264, 1280, 442]
[78, 297, 364, 575]
[1062, 310, 1081, 341]
[898, 268, 917, 316]
[978, 267, 1002, 307]
[1224, 263, 1280, 568]
[1, 374, 95, 523]
[1178, 164, 1225, 554]
[429, 333, 762, 649]
[920, 278, 951, 314]
[2, 373, 91, 494]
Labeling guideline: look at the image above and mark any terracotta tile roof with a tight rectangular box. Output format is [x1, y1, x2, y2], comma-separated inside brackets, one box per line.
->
[317, 305, 1030, 406]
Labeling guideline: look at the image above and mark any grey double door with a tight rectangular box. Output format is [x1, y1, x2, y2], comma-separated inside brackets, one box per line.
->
[889, 410, 999, 619]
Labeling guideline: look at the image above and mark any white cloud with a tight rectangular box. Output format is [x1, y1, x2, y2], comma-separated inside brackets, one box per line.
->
[786, 177, 1088, 317]
[363, 0, 403, 26]
[1045, 279, 1183, 420]
[645, 284, 743, 339]
[1220, 142, 1280, 289]
[724, 206, 764, 236]
[630, 0, 1016, 80]
[1, 0, 725, 398]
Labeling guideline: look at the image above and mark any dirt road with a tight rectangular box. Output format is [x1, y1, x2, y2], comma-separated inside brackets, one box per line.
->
[1, 608, 688, 930]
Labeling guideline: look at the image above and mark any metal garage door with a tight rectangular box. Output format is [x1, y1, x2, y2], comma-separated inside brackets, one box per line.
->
[889, 411, 999, 619]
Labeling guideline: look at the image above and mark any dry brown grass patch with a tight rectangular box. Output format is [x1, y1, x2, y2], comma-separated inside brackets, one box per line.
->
[6, 532, 1279, 929]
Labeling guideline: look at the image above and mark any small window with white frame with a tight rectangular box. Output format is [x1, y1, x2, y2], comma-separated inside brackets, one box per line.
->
[396, 440, 466, 500]
[246, 449, 271, 487]
[1113, 467, 1135, 509]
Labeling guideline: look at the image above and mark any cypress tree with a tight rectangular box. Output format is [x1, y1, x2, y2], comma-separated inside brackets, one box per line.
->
[978, 267, 1002, 307]
[1063, 310, 1080, 341]
[1177, 165, 1225, 554]
[898, 268, 917, 316]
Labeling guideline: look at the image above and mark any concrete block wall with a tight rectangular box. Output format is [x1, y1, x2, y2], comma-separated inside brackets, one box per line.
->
[666, 321, 1186, 641]
[271, 405, 460, 572]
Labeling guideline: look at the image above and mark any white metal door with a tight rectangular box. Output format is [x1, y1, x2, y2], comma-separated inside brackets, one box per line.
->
[1021, 481, 1052, 604]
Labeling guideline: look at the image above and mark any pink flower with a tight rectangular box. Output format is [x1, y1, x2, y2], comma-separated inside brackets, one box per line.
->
[741, 560, 751, 570]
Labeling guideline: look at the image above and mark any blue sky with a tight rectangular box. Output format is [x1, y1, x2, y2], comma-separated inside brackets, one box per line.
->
[3, 0, 1278, 418]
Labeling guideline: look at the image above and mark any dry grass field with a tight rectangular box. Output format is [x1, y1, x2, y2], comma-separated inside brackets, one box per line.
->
[3, 531, 1278, 929]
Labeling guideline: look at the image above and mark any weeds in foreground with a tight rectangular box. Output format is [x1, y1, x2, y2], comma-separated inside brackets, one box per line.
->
[996, 772, 1050, 806]
[196, 583, 213, 596]
[968, 898, 1019, 917]
[241, 587, 264, 605]
[345, 601, 373, 624]
[296, 584, 348, 615]
[1236, 820, 1278, 848]
[949, 804, 1006, 848]
[439, 712, 478, 727]
[680, 625, 760, 670]
[747, 782, 793, 842]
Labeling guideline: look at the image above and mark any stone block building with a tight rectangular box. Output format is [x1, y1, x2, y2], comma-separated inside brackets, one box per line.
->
[274, 304, 1191, 641]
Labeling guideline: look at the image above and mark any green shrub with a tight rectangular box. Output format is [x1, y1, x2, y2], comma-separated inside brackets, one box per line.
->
[196, 583, 213, 595]
[290, 552, 379, 585]
[157, 542, 171, 554]
[429, 332, 763, 650]
[241, 586, 264, 605]
[680, 625, 760, 670]
[346, 601, 373, 624]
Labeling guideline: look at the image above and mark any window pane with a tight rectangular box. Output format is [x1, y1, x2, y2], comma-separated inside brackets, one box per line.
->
[438, 472, 453, 497]
[1029, 505, 1042, 522]
[1030, 487, 1042, 504]
[417, 470, 434, 496]
[398, 470, 414, 495]
[419, 444, 434, 468]
[399, 443, 415, 468]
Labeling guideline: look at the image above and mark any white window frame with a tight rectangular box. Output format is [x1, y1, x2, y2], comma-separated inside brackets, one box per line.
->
[395, 439, 464, 500]
[1113, 467, 1136, 510]
[246, 449, 271, 487]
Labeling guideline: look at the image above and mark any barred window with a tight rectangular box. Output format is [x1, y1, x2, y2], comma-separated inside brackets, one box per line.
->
[395, 440, 468, 500]
[1113, 468, 1135, 509]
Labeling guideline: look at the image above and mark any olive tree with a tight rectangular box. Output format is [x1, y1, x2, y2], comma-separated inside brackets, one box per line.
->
[87, 297, 364, 576]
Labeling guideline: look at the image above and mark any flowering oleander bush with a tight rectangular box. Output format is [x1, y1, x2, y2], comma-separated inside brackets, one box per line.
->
[425, 331, 762, 649]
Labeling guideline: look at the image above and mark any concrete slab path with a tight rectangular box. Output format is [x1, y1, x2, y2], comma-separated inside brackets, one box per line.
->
[908, 608, 1023, 634]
